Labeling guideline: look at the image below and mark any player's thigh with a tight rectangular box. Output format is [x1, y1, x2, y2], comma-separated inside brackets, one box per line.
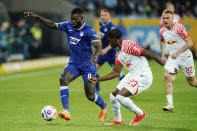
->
[164, 57, 179, 74]
[60, 63, 80, 84]
[178, 55, 195, 77]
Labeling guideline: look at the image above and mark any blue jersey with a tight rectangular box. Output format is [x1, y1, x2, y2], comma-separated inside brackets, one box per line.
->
[56, 22, 99, 66]
[99, 21, 115, 49]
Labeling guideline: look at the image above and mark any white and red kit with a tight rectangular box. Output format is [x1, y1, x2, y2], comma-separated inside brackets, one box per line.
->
[115, 40, 153, 95]
[160, 22, 195, 77]
[160, 14, 181, 55]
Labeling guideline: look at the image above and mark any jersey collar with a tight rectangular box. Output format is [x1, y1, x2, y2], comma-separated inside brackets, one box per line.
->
[76, 22, 85, 30]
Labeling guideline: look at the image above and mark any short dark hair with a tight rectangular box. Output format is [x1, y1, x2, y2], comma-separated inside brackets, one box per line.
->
[107, 28, 122, 39]
[71, 8, 84, 15]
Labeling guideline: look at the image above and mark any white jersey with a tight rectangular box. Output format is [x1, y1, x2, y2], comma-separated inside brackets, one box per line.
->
[115, 40, 151, 75]
[160, 22, 191, 58]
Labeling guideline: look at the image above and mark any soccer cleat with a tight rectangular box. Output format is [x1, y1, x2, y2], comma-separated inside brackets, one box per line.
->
[130, 111, 146, 126]
[162, 104, 174, 112]
[58, 109, 71, 121]
[104, 120, 123, 125]
[99, 103, 108, 122]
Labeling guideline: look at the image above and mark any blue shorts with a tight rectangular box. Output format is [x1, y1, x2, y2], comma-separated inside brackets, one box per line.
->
[98, 50, 116, 67]
[64, 62, 97, 83]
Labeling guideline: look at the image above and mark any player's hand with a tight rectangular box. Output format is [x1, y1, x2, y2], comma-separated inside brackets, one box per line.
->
[90, 55, 98, 64]
[170, 53, 178, 59]
[88, 77, 99, 83]
[24, 12, 38, 18]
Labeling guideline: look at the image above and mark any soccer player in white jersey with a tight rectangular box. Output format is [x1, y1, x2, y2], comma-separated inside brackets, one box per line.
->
[89, 29, 164, 126]
[160, 9, 197, 112]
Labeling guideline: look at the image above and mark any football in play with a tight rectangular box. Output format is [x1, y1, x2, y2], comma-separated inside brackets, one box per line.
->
[41, 105, 57, 121]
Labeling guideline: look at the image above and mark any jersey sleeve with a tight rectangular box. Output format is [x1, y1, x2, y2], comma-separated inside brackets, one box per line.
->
[55, 22, 69, 32]
[115, 51, 123, 66]
[122, 41, 144, 56]
[87, 28, 100, 43]
[159, 28, 164, 41]
[177, 24, 189, 40]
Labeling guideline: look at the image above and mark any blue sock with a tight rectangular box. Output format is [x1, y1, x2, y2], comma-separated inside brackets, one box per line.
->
[60, 86, 69, 112]
[94, 94, 106, 109]
[119, 71, 125, 80]
[95, 73, 100, 92]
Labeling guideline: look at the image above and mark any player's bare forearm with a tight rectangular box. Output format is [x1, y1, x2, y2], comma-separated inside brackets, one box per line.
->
[36, 16, 57, 29]
[160, 40, 165, 57]
[92, 41, 101, 57]
[176, 37, 193, 56]
[98, 65, 123, 81]
[142, 49, 165, 66]
[24, 11, 57, 30]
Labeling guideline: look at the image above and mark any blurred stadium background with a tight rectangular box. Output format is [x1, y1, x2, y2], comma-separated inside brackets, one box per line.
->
[0, 0, 197, 73]
[1, 1, 197, 131]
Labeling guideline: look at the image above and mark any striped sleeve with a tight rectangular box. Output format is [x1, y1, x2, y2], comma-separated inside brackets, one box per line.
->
[177, 23, 189, 40]
[121, 40, 144, 56]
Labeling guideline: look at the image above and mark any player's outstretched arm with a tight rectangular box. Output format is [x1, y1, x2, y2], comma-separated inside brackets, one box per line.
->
[170, 37, 193, 59]
[88, 64, 123, 83]
[91, 41, 101, 64]
[24, 11, 57, 30]
[141, 49, 165, 66]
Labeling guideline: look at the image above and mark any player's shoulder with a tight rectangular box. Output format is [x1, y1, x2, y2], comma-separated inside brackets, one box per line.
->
[159, 26, 167, 34]
[174, 22, 185, 29]
[83, 24, 96, 32]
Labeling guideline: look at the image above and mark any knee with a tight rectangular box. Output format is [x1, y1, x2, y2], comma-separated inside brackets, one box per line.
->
[59, 76, 68, 86]
[86, 93, 95, 102]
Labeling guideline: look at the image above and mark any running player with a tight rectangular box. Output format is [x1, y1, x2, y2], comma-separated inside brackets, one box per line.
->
[96, 9, 125, 93]
[89, 29, 165, 126]
[160, 9, 197, 112]
[24, 8, 107, 122]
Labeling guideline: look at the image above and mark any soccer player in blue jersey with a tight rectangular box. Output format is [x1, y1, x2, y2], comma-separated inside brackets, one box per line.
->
[96, 9, 125, 93]
[24, 8, 107, 122]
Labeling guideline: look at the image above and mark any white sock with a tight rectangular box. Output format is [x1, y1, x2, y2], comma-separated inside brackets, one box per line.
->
[110, 93, 122, 122]
[166, 95, 173, 105]
[116, 94, 143, 116]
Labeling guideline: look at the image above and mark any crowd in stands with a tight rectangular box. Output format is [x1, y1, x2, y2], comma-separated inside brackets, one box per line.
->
[69, 0, 197, 19]
[0, 19, 42, 64]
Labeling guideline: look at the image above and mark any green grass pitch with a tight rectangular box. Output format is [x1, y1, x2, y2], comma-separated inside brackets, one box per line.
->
[0, 60, 197, 131]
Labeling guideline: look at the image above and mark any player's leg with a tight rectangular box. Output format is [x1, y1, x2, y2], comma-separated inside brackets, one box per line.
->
[181, 54, 197, 87]
[115, 73, 152, 126]
[104, 89, 123, 125]
[162, 71, 174, 112]
[58, 64, 79, 120]
[186, 76, 197, 87]
[163, 57, 179, 112]
[84, 82, 107, 122]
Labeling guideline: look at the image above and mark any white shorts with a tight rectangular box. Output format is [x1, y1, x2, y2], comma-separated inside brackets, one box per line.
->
[116, 71, 153, 96]
[164, 52, 195, 77]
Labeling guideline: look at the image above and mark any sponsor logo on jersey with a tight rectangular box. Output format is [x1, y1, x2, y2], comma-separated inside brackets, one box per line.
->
[70, 36, 80, 44]
[167, 40, 176, 45]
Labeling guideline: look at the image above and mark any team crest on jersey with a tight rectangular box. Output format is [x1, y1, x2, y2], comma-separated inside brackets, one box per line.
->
[104, 28, 108, 32]
[167, 40, 176, 45]
[124, 62, 132, 67]
[80, 32, 84, 36]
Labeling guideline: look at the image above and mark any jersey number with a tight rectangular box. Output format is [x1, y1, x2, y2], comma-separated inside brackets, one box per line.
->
[128, 80, 138, 87]
[185, 66, 193, 74]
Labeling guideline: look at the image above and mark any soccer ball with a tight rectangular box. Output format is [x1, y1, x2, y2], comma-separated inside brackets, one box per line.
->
[41, 105, 57, 121]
